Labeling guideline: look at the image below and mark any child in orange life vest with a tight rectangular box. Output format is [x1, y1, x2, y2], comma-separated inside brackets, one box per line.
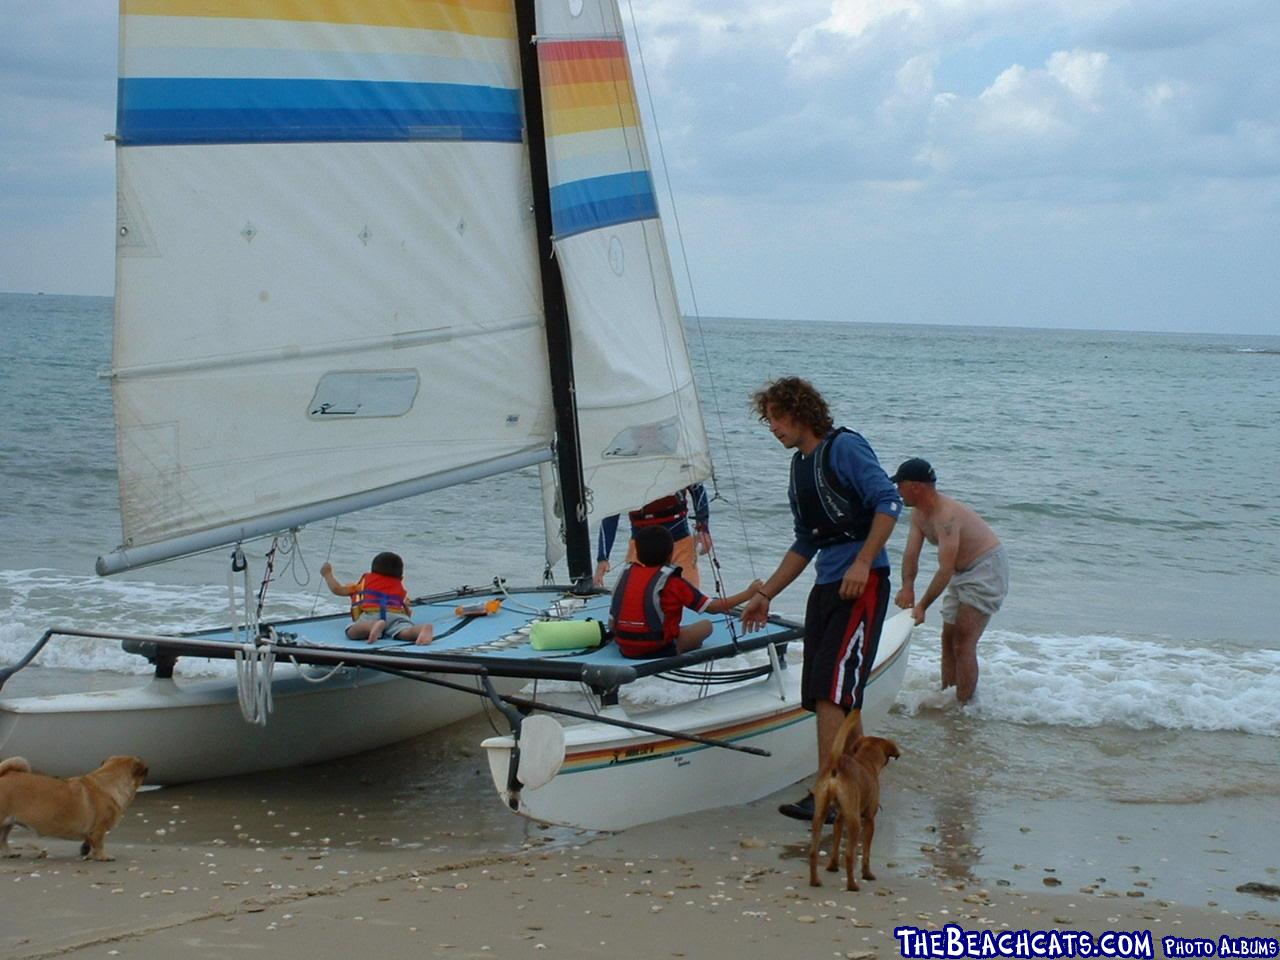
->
[609, 526, 762, 659]
[320, 552, 433, 645]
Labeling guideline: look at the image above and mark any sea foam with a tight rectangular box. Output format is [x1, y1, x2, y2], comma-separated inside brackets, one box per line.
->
[897, 626, 1280, 737]
[0, 568, 326, 679]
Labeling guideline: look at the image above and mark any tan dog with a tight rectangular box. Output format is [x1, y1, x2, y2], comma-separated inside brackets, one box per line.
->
[0, 756, 148, 861]
[808, 709, 900, 890]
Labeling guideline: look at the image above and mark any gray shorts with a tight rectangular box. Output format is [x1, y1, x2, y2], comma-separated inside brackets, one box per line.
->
[352, 611, 415, 640]
[941, 545, 1009, 623]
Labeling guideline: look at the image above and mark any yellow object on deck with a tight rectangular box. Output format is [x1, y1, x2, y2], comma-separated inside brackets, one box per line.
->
[455, 598, 503, 618]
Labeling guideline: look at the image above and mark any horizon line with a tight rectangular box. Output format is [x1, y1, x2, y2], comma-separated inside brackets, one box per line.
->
[2, 289, 1276, 339]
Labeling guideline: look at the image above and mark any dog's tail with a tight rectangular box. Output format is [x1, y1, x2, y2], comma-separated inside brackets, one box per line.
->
[822, 708, 862, 777]
[0, 757, 32, 777]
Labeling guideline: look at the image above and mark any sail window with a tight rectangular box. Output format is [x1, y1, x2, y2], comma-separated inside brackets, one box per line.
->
[602, 419, 680, 458]
[307, 370, 420, 419]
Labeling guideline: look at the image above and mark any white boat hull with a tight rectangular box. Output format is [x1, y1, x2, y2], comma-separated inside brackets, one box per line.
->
[0, 668, 515, 783]
[482, 611, 914, 831]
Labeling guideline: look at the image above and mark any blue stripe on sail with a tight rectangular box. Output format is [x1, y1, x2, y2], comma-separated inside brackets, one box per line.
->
[117, 78, 523, 145]
[550, 172, 658, 238]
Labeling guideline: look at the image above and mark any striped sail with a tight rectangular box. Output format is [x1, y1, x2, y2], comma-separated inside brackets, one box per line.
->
[106, 0, 711, 573]
[108, 0, 555, 569]
[534, 0, 712, 562]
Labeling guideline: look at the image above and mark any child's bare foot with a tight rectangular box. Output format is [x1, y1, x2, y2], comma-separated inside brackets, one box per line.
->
[366, 620, 386, 644]
[414, 625, 434, 646]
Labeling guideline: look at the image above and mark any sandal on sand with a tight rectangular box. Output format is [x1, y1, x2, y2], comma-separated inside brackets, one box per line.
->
[778, 792, 835, 823]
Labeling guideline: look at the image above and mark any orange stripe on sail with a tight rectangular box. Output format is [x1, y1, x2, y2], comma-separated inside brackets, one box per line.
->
[540, 54, 632, 87]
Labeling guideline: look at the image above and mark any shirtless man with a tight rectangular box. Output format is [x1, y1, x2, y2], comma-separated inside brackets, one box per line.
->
[891, 458, 1008, 703]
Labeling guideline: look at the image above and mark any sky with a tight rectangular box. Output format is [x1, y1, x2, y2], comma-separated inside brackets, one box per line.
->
[1, 1, 1277, 335]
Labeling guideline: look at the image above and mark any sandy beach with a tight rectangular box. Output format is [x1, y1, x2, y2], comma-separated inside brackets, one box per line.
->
[4, 712, 1277, 960]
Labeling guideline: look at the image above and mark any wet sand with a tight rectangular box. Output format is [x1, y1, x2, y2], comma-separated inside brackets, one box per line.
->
[3, 714, 1278, 959]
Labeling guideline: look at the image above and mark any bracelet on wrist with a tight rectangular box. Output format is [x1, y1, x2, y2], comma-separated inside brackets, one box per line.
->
[756, 590, 771, 601]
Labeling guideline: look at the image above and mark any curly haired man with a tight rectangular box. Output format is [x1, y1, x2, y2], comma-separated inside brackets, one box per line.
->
[741, 377, 902, 822]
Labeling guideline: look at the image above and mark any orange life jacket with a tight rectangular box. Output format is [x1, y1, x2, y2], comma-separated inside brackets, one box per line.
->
[350, 572, 409, 621]
[608, 563, 679, 656]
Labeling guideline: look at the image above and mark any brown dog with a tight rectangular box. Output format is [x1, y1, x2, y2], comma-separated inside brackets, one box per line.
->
[808, 709, 900, 890]
[0, 756, 148, 861]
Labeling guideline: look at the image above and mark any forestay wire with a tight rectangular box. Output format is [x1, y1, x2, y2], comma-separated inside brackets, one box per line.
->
[624, 0, 758, 580]
[625, 0, 762, 644]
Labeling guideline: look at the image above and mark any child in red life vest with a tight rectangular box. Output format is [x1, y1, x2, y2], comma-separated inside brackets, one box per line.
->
[320, 552, 433, 645]
[609, 526, 762, 659]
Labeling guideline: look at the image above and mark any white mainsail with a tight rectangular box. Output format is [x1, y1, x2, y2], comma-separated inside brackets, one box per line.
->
[106, 1, 556, 572]
[102, 0, 709, 575]
[533, 0, 713, 564]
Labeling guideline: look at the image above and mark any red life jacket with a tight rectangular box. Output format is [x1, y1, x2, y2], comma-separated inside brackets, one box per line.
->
[350, 572, 409, 621]
[609, 563, 680, 656]
[629, 492, 687, 529]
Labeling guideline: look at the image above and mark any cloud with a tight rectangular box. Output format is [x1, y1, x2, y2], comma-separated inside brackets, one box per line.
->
[1085, 0, 1280, 51]
[628, 0, 1278, 332]
[923, 50, 1119, 178]
[924, 44, 1280, 187]
[629, 0, 1280, 200]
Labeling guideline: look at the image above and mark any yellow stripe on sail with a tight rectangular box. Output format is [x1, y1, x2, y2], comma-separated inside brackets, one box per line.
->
[544, 79, 638, 113]
[121, 0, 516, 39]
[546, 100, 640, 138]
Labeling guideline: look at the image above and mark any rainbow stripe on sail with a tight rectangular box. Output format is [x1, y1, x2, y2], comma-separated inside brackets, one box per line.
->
[538, 38, 658, 238]
[117, 0, 523, 145]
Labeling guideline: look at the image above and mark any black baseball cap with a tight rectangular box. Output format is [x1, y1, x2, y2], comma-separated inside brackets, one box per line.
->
[890, 457, 936, 483]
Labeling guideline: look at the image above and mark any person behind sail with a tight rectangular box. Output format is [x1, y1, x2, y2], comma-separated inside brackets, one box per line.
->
[593, 484, 711, 589]
[608, 526, 761, 659]
[320, 552, 433, 645]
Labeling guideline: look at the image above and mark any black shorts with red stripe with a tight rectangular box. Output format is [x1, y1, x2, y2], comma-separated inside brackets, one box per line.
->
[800, 568, 891, 712]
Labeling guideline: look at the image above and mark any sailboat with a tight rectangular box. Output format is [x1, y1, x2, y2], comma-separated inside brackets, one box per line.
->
[0, 0, 912, 829]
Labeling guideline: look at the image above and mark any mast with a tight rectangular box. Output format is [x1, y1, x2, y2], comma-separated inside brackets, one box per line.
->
[515, 0, 594, 586]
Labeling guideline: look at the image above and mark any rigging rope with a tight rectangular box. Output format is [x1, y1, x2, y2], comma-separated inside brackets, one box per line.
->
[492, 578, 557, 617]
[223, 545, 284, 725]
[270, 528, 310, 589]
[625, 0, 760, 585]
[227, 545, 250, 643]
[621, 5, 748, 649]
[254, 536, 280, 626]
[234, 630, 276, 725]
[309, 519, 340, 617]
[286, 656, 349, 684]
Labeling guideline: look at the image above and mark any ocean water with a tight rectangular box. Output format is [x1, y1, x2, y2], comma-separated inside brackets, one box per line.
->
[2, 292, 1279, 828]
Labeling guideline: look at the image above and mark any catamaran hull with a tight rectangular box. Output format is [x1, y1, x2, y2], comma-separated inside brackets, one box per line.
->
[0, 669, 515, 783]
[482, 612, 913, 831]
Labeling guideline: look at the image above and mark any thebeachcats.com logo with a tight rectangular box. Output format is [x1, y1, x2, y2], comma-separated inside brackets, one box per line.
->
[895, 924, 1280, 960]
[894, 925, 1156, 959]
[1164, 937, 1280, 958]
